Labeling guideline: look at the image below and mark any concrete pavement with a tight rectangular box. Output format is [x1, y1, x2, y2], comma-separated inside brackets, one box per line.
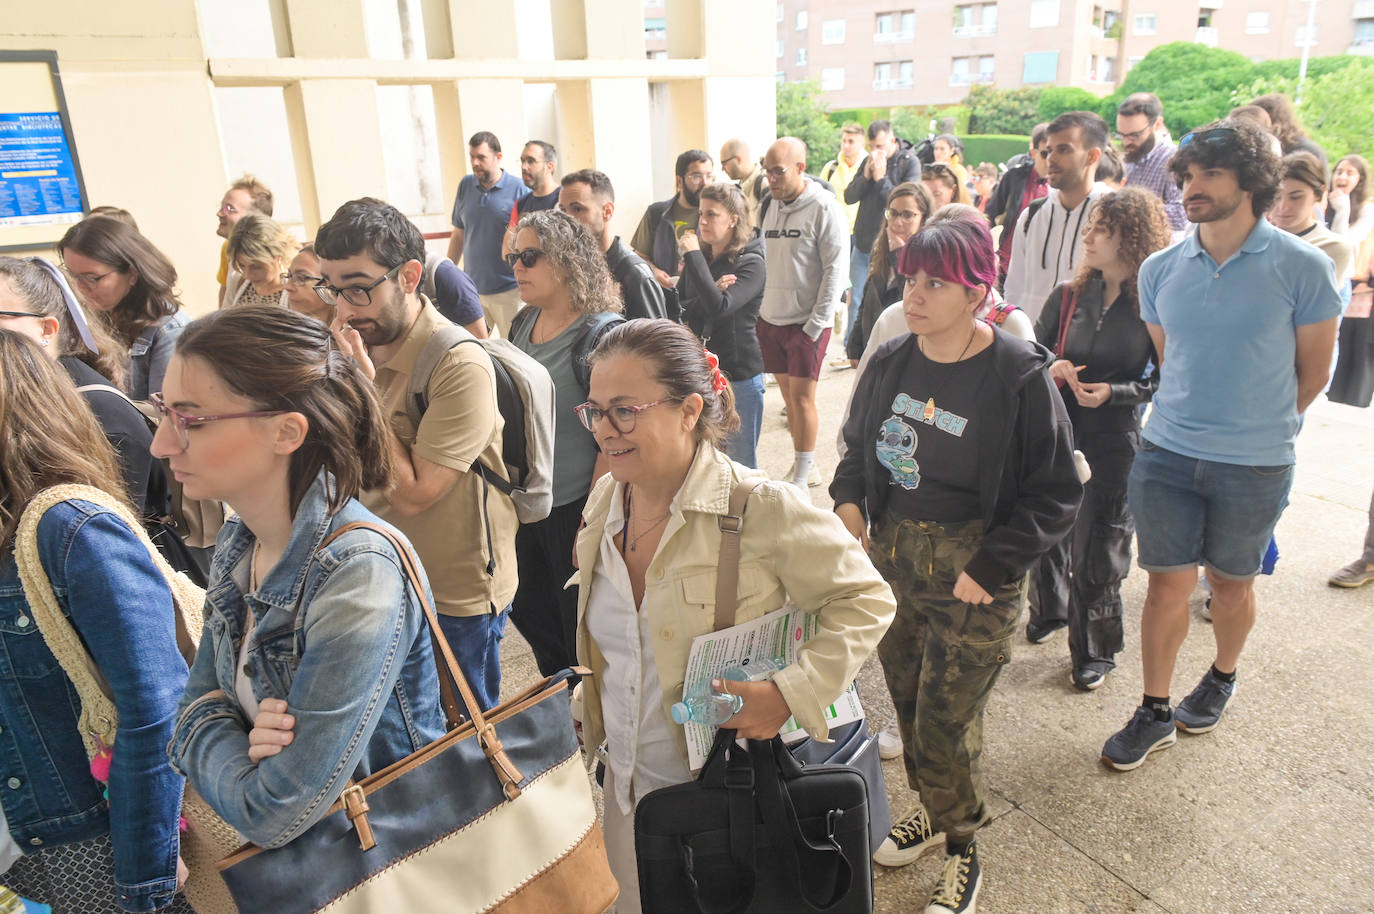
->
[497, 336, 1374, 914]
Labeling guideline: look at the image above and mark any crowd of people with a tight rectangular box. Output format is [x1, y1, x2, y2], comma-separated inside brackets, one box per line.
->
[0, 84, 1365, 914]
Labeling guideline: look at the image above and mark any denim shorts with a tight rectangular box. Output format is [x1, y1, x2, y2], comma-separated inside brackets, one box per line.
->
[1127, 439, 1293, 580]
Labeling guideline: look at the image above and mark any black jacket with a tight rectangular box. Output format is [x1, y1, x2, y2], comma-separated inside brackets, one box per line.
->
[679, 236, 765, 381]
[984, 155, 1033, 226]
[844, 138, 922, 252]
[1033, 279, 1159, 436]
[830, 328, 1082, 592]
[846, 254, 903, 362]
[606, 237, 672, 321]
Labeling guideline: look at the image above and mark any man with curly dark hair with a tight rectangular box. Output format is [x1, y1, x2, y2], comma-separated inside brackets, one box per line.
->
[1101, 120, 1342, 770]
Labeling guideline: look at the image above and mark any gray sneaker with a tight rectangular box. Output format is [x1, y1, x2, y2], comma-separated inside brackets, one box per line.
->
[1174, 670, 1236, 734]
[1101, 706, 1177, 771]
[1329, 559, 1374, 588]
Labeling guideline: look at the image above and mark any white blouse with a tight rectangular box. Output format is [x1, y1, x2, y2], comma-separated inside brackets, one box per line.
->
[584, 484, 691, 816]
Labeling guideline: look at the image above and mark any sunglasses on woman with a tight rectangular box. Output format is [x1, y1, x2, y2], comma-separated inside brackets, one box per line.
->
[504, 248, 545, 268]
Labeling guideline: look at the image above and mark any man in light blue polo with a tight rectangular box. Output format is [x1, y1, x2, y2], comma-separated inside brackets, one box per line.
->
[1102, 119, 1341, 771]
[447, 130, 529, 336]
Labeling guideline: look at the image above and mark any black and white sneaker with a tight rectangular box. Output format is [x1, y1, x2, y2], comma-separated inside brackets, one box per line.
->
[925, 841, 981, 914]
[873, 804, 944, 867]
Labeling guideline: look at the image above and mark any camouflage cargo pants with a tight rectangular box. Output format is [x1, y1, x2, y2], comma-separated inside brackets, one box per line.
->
[869, 514, 1027, 842]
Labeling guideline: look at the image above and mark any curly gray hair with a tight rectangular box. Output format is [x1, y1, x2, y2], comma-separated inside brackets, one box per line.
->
[515, 209, 622, 315]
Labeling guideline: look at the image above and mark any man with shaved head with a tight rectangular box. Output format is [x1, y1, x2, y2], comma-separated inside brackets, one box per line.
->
[757, 136, 849, 489]
[721, 137, 765, 224]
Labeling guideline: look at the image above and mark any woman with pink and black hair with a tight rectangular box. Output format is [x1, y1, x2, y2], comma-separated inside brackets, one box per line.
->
[830, 217, 1081, 914]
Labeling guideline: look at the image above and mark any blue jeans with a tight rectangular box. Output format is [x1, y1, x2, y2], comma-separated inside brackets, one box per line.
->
[846, 241, 871, 345]
[437, 604, 510, 715]
[1127, 440, 1293, 580]
[725, 373, 765, 468]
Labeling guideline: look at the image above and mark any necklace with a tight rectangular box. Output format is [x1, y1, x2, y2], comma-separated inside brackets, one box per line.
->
[918, 323, 980, 421]
[621, 487, 672, 555]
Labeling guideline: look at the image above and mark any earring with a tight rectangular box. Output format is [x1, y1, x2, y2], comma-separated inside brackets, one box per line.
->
[40, 338, 50, 347]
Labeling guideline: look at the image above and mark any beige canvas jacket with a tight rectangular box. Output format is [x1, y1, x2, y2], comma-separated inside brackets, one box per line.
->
[574, 442, 895, 765]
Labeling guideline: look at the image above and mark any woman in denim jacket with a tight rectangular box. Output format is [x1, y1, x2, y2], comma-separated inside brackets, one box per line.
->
[0, 331, 192, 913]
[160, 308, 445, 850]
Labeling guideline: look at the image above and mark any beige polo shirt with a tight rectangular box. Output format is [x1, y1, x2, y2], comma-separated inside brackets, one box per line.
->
[362, 299, 519, 618]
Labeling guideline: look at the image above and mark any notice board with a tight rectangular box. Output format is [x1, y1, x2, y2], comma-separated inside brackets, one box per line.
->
[0, 50, 88, 252]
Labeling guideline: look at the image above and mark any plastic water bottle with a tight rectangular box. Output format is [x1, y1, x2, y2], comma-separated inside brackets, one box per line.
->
[669, 658, 787, 725]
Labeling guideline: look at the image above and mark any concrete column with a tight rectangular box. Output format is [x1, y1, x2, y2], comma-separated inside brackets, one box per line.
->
[285, 80, 389, 231]
[284, 0, 370, 57]
[448, 2, 518, 59]
[454, 78, 526, 177]
[551, 0, 645, 59]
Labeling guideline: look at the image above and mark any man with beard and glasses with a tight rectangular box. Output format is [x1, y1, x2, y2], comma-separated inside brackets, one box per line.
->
[321, 197, 518, 715]
[1117, 93, 1186, 236]
[448, 131, 529, 336]
[631, 148, 714, 306]
[1100, 121, 1341, 771]
[513, 140, 561, 218]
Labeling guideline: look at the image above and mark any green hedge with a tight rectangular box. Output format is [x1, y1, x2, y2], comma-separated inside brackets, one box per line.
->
[962, 135, 1031, 168]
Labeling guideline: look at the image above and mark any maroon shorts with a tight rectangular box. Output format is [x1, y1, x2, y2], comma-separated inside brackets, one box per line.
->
[757, 320, 831, 381]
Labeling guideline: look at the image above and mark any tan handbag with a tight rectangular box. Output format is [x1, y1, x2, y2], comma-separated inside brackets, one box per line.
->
[15, 484, 241, 914]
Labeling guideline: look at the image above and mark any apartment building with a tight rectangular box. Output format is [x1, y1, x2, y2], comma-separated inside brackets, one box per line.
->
[775, 0, 1372, 108]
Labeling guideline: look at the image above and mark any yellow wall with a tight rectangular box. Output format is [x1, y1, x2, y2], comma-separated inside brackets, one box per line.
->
[2, 0, 775, 315]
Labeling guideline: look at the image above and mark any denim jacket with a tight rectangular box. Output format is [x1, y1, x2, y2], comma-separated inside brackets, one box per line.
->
[167, 474, 445, 849]
[0, 500, 188, 912]
[127, 309, 188, 402]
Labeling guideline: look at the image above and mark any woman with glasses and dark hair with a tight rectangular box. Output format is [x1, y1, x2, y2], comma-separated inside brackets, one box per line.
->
[831, 218, 1080, 912]
[58, 215, 188, 402]
[0, 329, 194, 913]
[921, 162, 971, 209]
[1028, 186, 1172, 691]
[159, 307, 446, 857]
[845, 182, 933, 363]
[505, 209, 624, 677]
[677, 182, 766, 467]
[571, 319, 894, 914]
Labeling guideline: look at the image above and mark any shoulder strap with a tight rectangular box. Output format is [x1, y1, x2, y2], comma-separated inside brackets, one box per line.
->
[75, 383, 158, 433]
[1021, 195, 1048, 237]
[1055, 284, 1079, 358]
[318, 522, 525, 799]
[407, 323, 470, 422]
[572, 312, 626, 391]
[713, 477, 767, 632]
[758, 194, 771, 227]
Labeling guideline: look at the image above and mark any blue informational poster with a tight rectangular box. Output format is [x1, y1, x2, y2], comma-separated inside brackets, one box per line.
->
[0, 111, 84, 228]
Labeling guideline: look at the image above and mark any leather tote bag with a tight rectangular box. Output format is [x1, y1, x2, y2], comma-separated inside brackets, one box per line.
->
[215, 521, 618, 914]
[634, 730, 872, 914]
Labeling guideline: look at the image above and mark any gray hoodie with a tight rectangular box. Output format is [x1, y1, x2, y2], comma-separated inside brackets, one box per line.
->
[758, 178, 850, 339]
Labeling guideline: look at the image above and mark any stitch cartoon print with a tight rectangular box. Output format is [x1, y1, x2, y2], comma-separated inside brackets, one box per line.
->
[877, 416, 921, 489]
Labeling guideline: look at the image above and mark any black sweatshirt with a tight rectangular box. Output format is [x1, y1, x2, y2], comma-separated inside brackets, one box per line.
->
[678, 236, 766, 381]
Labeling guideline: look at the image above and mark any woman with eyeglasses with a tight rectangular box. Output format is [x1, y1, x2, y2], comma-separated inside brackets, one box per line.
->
[0, 329, 194, 914]
[921, 163, 972, 209]
[505, 209, 624, 677]
[158, 307, 446, 855]
[572, 319, 895, 914]
[281, 244, 333, 325]
[223, 214, 296, 309]
[846, 182, 933, 364]
[831, 218, 1079, 911]
[58, 216, 188, 402]
[677, 182, 766, 468]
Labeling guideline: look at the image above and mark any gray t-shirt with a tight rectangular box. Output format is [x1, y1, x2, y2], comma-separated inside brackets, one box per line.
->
[511, 312, 599, 508]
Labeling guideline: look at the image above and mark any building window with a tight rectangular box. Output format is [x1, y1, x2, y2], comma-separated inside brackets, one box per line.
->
[874, 60, 912, 89]
[1029, 0, 1059, 28]
[1357, 19, 1374, 46]
[776, 39, 784, 58]
[821, 66, 846, 90]
[952, 55, 994, 85]
[822, 19, 846, 44]
[796, 10, 808, 29]
[1133, 13, 1157, 35]
[875, 10, 916, 41]
[899, 60, 913, 84]
[1101, 56, 1115, 81]
[983, 4, 998, 30]
[777, 3, 784, 22]
[644, 17, 666, 41]
[796, 46, 807, 65]
[1245, 12, 1270, 35]
[1022, 49, 1059, 83]
[951, 56, 971, 84]
[979, 54, 995, 80]
[954, 3, 998, 37]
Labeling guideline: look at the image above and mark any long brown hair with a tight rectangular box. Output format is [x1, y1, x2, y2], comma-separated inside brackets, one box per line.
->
[173, 308, 395, 515]
[58, 216, 182, 345]
[1070, 186, 1171, 313]
[869, 182, 933, 289]
[1329, 154, 1369, 230]
[0, 330, 130, 547]
[0, 257, 129, 390]
[697, 182, 753, 262]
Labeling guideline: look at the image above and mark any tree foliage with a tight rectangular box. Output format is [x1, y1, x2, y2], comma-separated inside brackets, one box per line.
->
[1037, 86, 1107, 124]
[1237, 63, 1374, 160]
[1098, 42, 1256, 136]
[776, 80, 840, 171]
[964, 85, 1043, 135]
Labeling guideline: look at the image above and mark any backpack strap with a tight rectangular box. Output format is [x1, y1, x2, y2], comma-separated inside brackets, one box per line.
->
[572, 312, 627, 391]
[713, 477, 766, 632]
[406, 323, 470, 426]
[1021, 195, 1049, 237]
[1055, 284, 1080, 358]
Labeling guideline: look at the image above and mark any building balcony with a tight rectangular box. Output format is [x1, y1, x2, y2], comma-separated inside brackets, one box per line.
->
[952, 24, 996, 38]
[874, 30, 915, 43]
[1351, 38, 1374, 56]
[949, 72, 995, 86]
[873, 77, 914, 90]
[1195, 26, 1219, 46]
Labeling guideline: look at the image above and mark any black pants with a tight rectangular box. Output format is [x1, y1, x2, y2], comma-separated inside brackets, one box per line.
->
[1030, 427, 1139, 668]
[510, 496, 586, 677]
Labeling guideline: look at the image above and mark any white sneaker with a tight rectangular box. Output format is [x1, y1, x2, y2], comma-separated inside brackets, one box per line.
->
[877, 726, 903, 760]
[807, 465, 822, 487]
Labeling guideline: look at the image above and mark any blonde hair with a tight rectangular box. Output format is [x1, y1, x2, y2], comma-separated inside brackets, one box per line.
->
[227, 214, 298, 271]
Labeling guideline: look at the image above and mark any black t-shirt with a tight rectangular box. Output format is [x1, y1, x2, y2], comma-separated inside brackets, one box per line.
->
[516, 189, 560, 216]
[878, 345, 991, 523]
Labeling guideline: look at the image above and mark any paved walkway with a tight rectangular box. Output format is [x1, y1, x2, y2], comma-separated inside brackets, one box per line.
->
[497, 340, 1374, 914]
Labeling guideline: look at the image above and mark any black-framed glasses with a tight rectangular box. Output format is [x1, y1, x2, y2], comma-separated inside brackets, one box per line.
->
[1179, 127, 1238, 150]
[504, 248, 545, 269]
[573, 398, 680, 434]
[0, 310, 43, 320]
[149, 392, 289, 450]
[60, 264, 116, 287]
[281, 270, 325, 288]
[885, 208, 921, 222]
[1113, 125, 1152, 143]
[313, 263, 403, 308]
